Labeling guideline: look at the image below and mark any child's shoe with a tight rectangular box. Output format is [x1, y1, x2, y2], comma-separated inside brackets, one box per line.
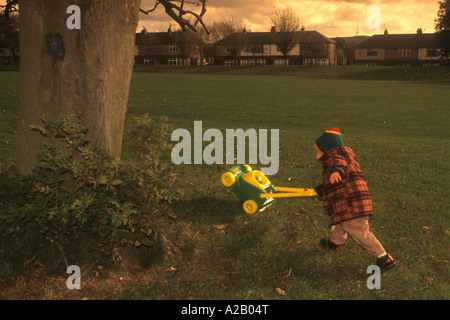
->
[319, 239, 343, 251]
[376, 254, 395, 271]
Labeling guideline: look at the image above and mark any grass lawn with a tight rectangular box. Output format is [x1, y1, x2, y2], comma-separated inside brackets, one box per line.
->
[0, 67, 449, 300]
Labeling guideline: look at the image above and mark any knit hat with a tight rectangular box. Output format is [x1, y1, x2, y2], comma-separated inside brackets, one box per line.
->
[315, 127, 344, 153]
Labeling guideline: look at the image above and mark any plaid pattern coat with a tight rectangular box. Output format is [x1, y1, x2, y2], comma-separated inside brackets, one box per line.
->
[316, 146, 373, 225]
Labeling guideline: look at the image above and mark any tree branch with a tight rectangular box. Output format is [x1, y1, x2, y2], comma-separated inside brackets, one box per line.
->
[140, 0, 209, 34]
[0, 0, 19, 19]
[139, 1, 161, 15]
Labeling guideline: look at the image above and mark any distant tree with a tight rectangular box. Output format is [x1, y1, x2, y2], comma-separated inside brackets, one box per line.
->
[211, 16, 248, 60]
[244, 36, 267, 58]
[270, 7, 301, 63]
[0, 12, 19, 61]
[335, 48, 346, 65]
[333, 37, 346, 65]
[172, 28, 205, 65]
[435, 0, 450, 58]
[332, 37, 362, 65]
[299, 28, 329, 66]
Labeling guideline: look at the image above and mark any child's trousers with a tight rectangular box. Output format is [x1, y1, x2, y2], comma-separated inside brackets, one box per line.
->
[330, 217, 386, 259]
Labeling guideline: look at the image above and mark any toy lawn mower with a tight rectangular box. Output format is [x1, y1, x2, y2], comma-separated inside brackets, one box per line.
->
[221, 164, 317, 214]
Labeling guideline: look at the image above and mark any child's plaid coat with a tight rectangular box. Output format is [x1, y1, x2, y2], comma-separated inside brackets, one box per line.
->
[316, 146, 373, 225]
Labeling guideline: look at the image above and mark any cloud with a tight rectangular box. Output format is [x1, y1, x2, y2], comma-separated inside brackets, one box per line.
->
[137, 0, 440, 36]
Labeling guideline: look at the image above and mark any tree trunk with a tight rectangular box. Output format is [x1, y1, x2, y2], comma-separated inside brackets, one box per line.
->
[16, 0, 141, 175]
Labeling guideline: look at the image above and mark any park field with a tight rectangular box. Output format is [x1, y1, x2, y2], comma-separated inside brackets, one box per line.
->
[0, 67, 449, 300]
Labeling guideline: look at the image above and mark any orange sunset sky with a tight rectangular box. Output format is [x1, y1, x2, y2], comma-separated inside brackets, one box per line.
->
[0, 1, 440, 38]
[138, 0, 441, 37]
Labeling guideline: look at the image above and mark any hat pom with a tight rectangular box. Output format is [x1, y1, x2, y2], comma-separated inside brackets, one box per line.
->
[325, 127, 341, 135]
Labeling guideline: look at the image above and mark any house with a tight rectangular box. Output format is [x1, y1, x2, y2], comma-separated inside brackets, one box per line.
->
[331, 36, 370, 65]
[300, 29, 337, 66]
[134, 26, 336, 67]
[214, 27, 337, 66]
[354, 29, 444, 66]
[135, 27, 204, 66]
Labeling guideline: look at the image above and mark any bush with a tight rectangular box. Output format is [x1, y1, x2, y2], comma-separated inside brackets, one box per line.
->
[0, 114, 178, 273]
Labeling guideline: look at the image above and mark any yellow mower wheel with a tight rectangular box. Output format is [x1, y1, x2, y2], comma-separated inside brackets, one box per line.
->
[221, 172, 236, 187]
[243, 200, 258, 214]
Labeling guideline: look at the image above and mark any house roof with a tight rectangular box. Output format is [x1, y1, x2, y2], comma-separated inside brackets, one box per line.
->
[135, 30, 203, 45]
[357, 32, 437, 49]
[214, 30, 336, 46]
[300, 31, 336, 44]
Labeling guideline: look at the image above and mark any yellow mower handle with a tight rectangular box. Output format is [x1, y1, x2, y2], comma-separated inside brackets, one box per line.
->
[260, 187, 317, 198]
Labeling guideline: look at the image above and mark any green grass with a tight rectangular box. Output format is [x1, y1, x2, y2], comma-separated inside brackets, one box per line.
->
[0, 68, 449, 300]
[133, 64, 450, 83]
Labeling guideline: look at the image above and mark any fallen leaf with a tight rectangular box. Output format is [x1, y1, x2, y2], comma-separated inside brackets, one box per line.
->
[112, 179, 123, 186]
[284, 268, 292, 278]
[217, 224, 227, 230]
[276, 288, 287, 296]
[421, 226, 431, 234]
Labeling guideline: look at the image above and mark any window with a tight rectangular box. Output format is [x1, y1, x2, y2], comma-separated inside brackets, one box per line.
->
[398, 48, 411, 57]
[315, 59, 329, 66]
[143, 58, 150, 64]
[239, 59, 265, 66]
[168, 58, 190, 66]
[240, 59, 252, 66]
[303, 58, 328, 66]
[255, 59, 266, 66]
[274, 58, 288, 66]
[224, 59, 238, 66]
[423, 63, 440, 67]
[169, 44, 180, 53]
[367, 50, 378, 57]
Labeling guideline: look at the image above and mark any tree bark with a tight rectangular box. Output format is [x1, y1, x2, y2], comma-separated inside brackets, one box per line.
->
[16, 0, 141, 175]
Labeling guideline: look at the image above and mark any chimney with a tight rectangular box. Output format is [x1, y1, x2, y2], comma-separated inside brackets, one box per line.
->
[384, 29, 389, 39]
[417, 28, 423, 35]
[141, 27, 148, 35]
[270, 26, 276, 33]
[168, 25, 172, 36]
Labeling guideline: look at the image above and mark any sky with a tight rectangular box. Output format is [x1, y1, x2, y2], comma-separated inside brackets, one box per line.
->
[138, 0, 441, 38]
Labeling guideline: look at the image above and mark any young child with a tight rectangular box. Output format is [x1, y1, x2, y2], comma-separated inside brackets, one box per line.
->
[313, 128, 395, 271]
